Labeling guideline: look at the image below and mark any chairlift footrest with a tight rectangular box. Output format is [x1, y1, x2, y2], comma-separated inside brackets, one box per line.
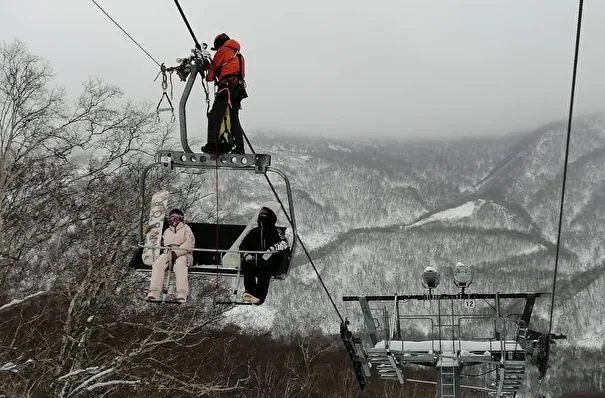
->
[145, 298, 183, 305]
[215, 300, 254, 306]
[156, 150, 271, 173]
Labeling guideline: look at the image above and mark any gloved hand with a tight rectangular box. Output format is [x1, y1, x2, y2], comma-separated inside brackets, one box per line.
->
[244, 253, 254, 263]
[270, 241, 288, 252]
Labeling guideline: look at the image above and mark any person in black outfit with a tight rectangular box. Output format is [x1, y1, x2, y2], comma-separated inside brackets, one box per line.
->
[240, 207, 288, 305]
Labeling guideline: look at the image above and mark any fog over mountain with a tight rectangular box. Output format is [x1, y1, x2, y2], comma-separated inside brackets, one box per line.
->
[210, 115, 605, 396]
[2, 42, 604, 394]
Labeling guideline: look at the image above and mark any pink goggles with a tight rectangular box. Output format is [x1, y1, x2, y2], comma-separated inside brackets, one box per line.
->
[168, 214, 184, 222]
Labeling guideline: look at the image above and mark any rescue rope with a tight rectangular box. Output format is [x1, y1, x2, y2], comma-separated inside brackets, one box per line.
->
[214, 148, 220, 295]
[201, 79, 211, 115]
[543, 0, 584, 383]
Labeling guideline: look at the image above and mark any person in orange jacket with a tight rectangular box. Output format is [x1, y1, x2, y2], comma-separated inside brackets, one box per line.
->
[201, 33, 248, 155]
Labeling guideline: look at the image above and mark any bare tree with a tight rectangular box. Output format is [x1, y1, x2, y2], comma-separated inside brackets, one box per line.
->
[0, 40, 244, 397]
[0, 40, 160, 291]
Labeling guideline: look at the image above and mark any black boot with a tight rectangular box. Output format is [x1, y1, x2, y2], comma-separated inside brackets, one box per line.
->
[201, 143, 216, 154]
[202, 142, 232, 154]
[216, 142, 232, 154]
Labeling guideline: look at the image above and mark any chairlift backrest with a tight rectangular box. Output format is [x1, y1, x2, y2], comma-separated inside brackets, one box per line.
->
[130, 222, 292, 279]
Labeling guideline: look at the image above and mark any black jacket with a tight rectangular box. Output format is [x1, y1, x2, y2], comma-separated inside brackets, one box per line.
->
[240, 206, 288, 263]
[240, 224, 287, 255]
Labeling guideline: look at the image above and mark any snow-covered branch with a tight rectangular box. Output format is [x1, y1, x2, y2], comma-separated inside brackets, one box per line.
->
[85, 379, 140, 392]
[57, 366, 100, 381]
[0, 291, 46, 312]
[69, 367, 114, 396]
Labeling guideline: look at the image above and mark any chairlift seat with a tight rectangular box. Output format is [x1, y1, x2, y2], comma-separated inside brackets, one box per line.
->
[130, 222, 291, 279]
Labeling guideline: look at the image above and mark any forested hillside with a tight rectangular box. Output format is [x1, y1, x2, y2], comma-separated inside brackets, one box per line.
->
[2, 41, 605, 397]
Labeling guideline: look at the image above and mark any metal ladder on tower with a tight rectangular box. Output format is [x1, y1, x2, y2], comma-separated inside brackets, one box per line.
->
[498, 360, 526, 396]
[497, 322, 528, 396]
[438, 358, 458, 398]
[366, 347, 403, 383]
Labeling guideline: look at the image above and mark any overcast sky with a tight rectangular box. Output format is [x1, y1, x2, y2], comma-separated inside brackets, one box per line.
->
[2, 0, 604, 140]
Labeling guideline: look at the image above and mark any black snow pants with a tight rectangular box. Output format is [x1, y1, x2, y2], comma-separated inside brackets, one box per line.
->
[242, 254, 282, 304]
[206, 84, 244, 154]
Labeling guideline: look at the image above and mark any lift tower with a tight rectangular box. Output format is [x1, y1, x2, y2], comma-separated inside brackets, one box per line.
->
[341, 265, 565, 397]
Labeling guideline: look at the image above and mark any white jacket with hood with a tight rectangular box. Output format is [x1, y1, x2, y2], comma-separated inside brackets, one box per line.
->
[163, 222, 195, 258]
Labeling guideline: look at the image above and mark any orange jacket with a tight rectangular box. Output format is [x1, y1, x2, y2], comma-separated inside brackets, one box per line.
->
[206, 39, 245, 82]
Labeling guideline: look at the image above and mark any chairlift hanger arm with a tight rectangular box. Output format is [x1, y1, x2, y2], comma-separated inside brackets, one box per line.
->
[176, 61, 206, 153]
[168, 0, 214, 153]
[266, 166, 298, 257]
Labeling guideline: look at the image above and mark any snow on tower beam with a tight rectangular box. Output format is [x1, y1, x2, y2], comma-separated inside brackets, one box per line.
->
[374, 339, 524, 356]
[343, 293, 550, 302]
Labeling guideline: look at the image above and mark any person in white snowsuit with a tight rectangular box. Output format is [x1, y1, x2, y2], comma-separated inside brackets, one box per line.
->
[147, 209, 195, 303]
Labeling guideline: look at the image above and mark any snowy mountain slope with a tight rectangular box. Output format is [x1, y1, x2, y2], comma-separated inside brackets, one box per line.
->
[556, 267, 605, 347]
[75, 114, 603, 395]
[220, 115, 605, 358]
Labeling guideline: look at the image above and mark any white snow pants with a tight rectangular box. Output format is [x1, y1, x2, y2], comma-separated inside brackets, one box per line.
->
[149, 252, 192, 298]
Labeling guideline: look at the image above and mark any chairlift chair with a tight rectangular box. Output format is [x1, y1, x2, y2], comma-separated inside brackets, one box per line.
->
[129, 48, 297, 280]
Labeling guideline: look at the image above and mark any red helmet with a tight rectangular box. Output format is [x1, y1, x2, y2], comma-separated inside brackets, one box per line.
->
[211, 33, 230, 51]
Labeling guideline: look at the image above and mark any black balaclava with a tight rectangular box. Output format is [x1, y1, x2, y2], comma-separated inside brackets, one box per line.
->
[257, 207, 276, 228]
